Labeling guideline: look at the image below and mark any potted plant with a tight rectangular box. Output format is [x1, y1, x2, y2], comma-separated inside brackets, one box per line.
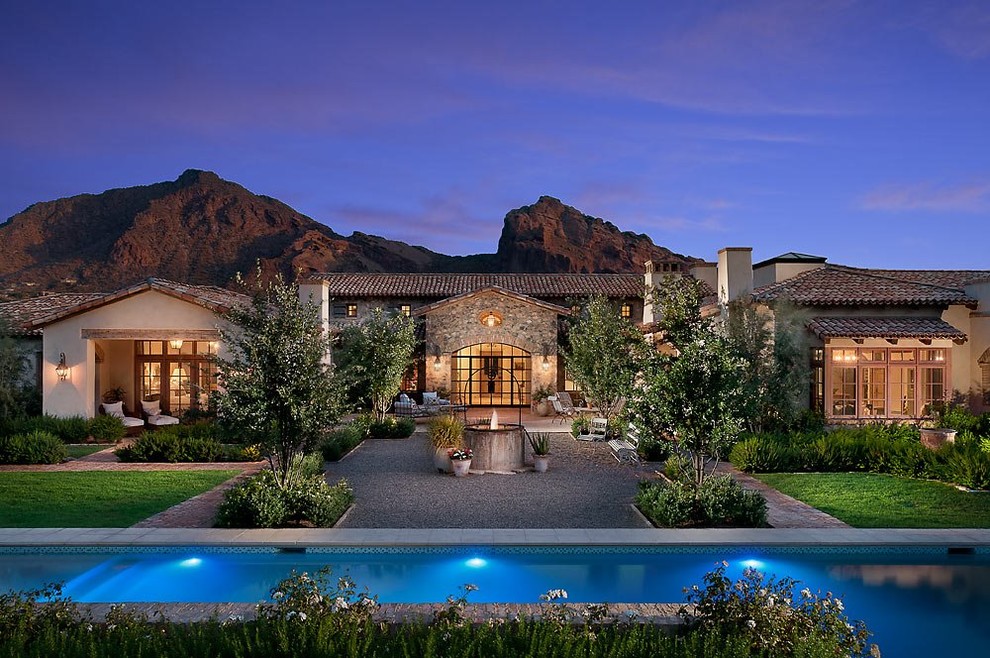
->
[920, 402, 959, 450]
[448, 448, 473, 477]
[532, 384, 556, 416]
[570, 415, 590, 438]
[528, 432, 551, 472]
[428, 415, 464, 473]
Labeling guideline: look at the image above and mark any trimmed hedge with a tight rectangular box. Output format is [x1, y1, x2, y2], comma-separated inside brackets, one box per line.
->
[87, 415, 126, 443]
[0, 430, 67, 464]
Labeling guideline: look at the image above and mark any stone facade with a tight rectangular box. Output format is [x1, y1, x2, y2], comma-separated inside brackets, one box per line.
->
[422, 290, 561, 397]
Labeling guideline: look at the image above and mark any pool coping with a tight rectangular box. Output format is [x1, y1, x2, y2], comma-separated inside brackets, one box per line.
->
[2, 527, 989, 547]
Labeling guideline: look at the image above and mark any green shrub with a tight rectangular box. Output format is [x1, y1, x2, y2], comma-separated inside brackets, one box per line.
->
[1, 415, 90, 442]
[285, 478, 353, 527]
[729, 436, 797, 472]
[214, 470, 289, 528]
[0, 430, 67, 464]
[287, 452, 325, 479]
[664, 453, 692, 483]
[87, 415, 126, 443]
[367, 417, 411, 439]
[214, 470, 352, 528]
[115, 430, 222, 463]
[570, 415, 590, 438]
[637, 475, 767, 528]
[943, 443, 990, 490]
[321, 426, 364, 461]
[637, 435, 672, 462]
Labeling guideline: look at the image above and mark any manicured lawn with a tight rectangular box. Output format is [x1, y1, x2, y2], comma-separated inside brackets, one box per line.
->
[0, 471, 239, 527]
[64, 444, 112, 459]
[754, 472, 990, 528]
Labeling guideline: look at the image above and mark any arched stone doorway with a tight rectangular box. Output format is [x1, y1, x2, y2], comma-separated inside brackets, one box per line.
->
[451, 343, 531, 406]
[980, 347, 990, 405]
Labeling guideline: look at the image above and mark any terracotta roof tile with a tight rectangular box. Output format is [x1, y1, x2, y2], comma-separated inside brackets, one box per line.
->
[752, 265, 983, 307]
[808, 316, 967, 341]
[308, 273, 645, 299]
[25, 278, 250, 329]
[0, 293, 107, 336]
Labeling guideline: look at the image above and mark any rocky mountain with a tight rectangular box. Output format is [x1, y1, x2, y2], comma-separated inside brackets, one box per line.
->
[0, 170, 697, 297]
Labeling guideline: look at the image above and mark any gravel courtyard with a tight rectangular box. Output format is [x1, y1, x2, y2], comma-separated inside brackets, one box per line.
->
[324, 432, 654, 528]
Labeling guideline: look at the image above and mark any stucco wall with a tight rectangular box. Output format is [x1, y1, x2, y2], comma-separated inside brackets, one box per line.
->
[42, 291, 223, 418]
[422, 291, 560, 397]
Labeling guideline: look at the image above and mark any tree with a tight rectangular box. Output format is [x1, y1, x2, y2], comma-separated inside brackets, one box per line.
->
[214, 276, 343, 488]
[0, 319, 29, 422]
[726, 299, 808, 433]
[335, 307, 417, 422]
[563, 295, 647, 425]
[629, 275, 746, 486]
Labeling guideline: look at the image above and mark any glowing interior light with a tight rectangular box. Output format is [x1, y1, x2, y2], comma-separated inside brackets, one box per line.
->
[180, 557, 202, 568]
[741, 559, 764, 569]
[466, 558, 487, 568]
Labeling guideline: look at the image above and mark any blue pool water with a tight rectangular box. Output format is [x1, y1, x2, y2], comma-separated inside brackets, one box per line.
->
[1, 545, 988, 657]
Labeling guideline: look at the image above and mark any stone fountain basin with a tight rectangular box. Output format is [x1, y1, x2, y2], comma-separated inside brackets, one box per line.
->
[463, 424, 525, 472]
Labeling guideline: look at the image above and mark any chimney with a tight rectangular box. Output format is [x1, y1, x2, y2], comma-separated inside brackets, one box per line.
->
[717, 247, 753, 305]
[643, 261, 656, 324]
[689, 262, 718, 293]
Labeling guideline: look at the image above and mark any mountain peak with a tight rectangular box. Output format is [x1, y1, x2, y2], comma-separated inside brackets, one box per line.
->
[175, 169, 224, 187]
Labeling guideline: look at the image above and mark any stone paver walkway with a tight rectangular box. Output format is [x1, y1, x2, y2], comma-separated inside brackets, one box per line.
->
[720, 465, 849, 528]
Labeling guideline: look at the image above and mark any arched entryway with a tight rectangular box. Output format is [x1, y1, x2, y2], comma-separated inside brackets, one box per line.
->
[451, 343, 531, 406]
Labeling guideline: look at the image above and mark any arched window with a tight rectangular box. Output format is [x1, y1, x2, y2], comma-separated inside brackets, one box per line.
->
[980, 348, 990, 405]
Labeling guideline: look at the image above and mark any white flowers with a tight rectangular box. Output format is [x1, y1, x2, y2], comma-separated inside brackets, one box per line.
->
[746, 619, 756, 629]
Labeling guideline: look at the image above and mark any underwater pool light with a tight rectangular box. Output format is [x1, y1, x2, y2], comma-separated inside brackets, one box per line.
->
[741, 559, 765, 570]
[180, 557, 202, 568]
[465, 557, 487, 568]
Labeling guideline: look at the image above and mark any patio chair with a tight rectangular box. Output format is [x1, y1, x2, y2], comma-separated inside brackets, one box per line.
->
[586, 417, 608, 442]
[140, 399, 179, 428]
[100, 401, 145, 432]
[549, 396, 575, 424]
[608, 422, 640, 462]
[392, 400, 430, 418]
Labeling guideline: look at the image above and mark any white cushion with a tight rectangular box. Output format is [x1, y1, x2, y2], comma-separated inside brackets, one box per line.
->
[141, 400, 161, 417]
[398, 393, 411, 403]
[102, 402, 124, 419]
[121, 416, 145, 428]
[423, 392, 438, 404]
[148, 415, 179, 426]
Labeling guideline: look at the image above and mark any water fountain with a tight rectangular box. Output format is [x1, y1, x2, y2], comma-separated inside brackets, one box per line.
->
[462, 408, 526, 473]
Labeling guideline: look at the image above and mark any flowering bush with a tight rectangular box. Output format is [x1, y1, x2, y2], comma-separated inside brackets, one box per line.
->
[259, 566, 378, 625]
[682, 561, 877, 657]
[448, 448, 473, 461]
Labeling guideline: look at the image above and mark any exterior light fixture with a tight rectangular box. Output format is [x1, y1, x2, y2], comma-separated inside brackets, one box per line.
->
[168, 339, 184, 350]
[542, 355, 550, 370]
[433, 355, 442, 371]
[480, 310, 502, 328]
[55, 353, 70, 381]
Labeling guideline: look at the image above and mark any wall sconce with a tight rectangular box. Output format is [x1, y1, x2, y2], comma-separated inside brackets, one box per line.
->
[168, 339, 184, 350]
[55, 352, 70, 381]
[542, 355, 551, 371]
[479, 310, 502, 328]
[433, 355, 442, 371]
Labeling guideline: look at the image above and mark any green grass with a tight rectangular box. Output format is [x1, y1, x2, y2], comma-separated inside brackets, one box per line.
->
[0, 471, 239, 527]
[64, 444, 112, 459]
[754, 472, 990, 528]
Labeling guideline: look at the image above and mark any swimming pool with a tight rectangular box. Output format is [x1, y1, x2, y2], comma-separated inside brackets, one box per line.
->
[2, 544, 988, 657]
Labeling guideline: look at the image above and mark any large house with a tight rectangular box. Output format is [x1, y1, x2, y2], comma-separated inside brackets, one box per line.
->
[674, 248, 990, 421]
[2, 249, 987, 422]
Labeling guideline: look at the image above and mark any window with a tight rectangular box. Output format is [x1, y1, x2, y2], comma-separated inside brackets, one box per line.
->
[620, 304, 631, 319]
[332, 304, 347, 318]
[346, 304, 358, 318]
[135, 340, 217, 415]
[809, 348, 825, 413]
[826, 347, 946, 419]
[400, 304, 411, 317]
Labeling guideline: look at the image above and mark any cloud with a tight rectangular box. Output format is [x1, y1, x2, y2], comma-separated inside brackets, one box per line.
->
[861, 178, 990, 213]
[330, 192, 501, 255]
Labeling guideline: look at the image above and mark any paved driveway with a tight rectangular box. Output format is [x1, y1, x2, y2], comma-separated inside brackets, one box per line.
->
[325, 432, 654, 528]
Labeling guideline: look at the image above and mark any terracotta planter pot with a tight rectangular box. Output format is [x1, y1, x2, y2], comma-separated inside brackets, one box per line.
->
[533, 455, 549, 473]
[920, 428, 957, 450]
[451, 459, 471, 477]
[534, 400, 550, 416]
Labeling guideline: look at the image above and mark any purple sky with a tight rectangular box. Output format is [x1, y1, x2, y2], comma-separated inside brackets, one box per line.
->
[2, 1, 989, 268]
